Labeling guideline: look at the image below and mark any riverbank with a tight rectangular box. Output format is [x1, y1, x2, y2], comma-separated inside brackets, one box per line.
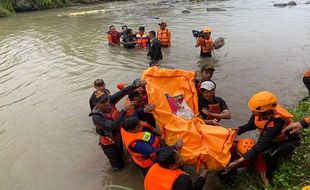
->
[0, 0, 125, 17]
[226, 99, 310, 190]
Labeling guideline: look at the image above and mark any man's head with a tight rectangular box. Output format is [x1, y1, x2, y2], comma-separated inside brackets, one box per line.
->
[94, 79, 106, 91]
[149, 31, 156, 40]
[201, 64, 215, 81]
[159, 22, 167, 30]
[94, 91, 110, 111]
[139, 26, 145, 33]
[122, 116, 142, 133]
[202, 27, 212, 40]
[109, 25, 116, 32]
[128, 90, 144, 107]
[149, 60, 160, 67]
[156, 147, 184, 169]
[200, 81, 216, 101]
[122, 25, 128, 32]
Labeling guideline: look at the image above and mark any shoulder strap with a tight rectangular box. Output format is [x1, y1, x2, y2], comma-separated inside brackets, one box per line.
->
[259, 118, 273, 139]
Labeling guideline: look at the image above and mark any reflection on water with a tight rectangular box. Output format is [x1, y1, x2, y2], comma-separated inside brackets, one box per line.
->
[0, 0, 309, 189]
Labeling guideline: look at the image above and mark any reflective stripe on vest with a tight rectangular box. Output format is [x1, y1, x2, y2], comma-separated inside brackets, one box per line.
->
[121, 124, 160, 168]
[144, 163, 185, 190]
[254, 105, 293, 141]
[136, 33, 149, 48]
[207, 103, 221, 121]
[201, 38, 214, 53]
[157, 29, 170, 46]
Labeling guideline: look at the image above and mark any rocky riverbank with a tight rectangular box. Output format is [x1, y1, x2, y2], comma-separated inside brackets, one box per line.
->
[0, 0, 125, 17]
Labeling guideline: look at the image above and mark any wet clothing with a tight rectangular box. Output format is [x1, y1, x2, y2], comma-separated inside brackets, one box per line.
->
[147, 38, 163, 61]
[136, 32, 149, 49]
[196, 37, 214, 57]
[198, 96, 229, 120]
[132, 108, 156, 127]
[157, 28, 171, 47]
[89, 89, 111, 111]
[122, 33, 136, 49]
[237, 115, 298, 161]
[300, 116, 310, 128]
[172, 175, 206, 190]
[89, 84, 138, 170]
[107, 31, 121, 45]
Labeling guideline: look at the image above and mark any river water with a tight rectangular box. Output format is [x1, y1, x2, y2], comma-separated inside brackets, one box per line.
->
[0, 0, 310, 189]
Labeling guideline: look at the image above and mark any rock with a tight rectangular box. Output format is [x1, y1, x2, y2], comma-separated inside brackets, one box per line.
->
[182, 10, 190, 14]
[273, 3, 287, 7]
[305, 1, 310, 4]
[207, 7, 227, 11]
[286, 1, 297, 5]
[13, 0, 35, 11]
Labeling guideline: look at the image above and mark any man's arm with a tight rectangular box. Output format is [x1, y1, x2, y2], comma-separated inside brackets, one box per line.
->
[237, 115, 257, 135]
[92, 110, 126, 134]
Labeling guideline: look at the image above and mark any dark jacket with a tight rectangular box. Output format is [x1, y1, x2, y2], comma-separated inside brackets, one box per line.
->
[147, 38, 163, 60]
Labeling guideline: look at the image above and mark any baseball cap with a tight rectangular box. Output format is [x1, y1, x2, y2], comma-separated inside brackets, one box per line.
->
[200, 81, 215, 91]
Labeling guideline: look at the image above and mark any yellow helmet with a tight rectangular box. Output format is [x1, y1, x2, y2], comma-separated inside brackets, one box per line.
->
[236, 138, 256, 156]
[202, 27, 212, 33]
[248, 91, 278, 112]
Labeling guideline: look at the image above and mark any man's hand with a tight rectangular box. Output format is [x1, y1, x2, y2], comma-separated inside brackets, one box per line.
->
[144, 104, 156, 113]
[136, 80, 146, 87]
[221, 158, 244, 175]
[175, 138, 184, 150]
[123, 102, 136, 111]
[282, 122, 302, 134]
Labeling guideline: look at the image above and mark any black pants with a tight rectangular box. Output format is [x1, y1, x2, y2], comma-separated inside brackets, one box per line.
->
[303, 76, 310, 96]
[200, 51, 212, 57]
[101, 143, 124, 171]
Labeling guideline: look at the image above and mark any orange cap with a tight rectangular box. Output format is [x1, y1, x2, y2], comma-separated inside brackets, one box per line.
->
[248, 91, 278, 113]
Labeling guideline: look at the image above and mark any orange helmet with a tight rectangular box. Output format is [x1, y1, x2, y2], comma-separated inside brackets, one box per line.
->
[248, 91, 278, 113]
[236, 138, 256, 156]
[202, 27, 212, 33]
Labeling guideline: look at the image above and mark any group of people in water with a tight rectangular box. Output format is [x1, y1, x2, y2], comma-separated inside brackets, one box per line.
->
[106, 22, 219, 61]
[88, 24, 310, 190]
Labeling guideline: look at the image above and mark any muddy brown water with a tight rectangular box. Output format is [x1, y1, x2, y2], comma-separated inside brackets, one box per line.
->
[0, 0, 310, 189]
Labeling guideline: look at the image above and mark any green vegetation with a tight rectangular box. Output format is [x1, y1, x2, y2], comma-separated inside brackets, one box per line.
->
[0, 0, 13, 16]
[225, 100, 310, 190]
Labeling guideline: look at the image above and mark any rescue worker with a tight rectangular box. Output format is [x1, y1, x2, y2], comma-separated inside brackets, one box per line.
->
[283, 116, 310, 134]
[121, 116, 161, 175]
[195, 27, 215, 57]
[147, 31, 163, 61]
[89, 80, 146, 171]
[302, 69, 310, 100]
[198, 81, 231, 126]
[135, 26, 149, 49]
[121, 29, 137, 49]
[107, 25, 121, 46]
[144, 147, 208, 190]
[222, 138, 269, 186]
[126, 90, 156, 127]
[195, 63, 216, 95]
[120, 25, 128, 36]
[89, 79, 111, 111]
[224, 91, 300, 178]
[157, 22, 171, 47]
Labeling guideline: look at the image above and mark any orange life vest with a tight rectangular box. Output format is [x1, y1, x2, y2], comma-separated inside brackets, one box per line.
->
[254, 105, 293, 141]
[107, 31, 120, 44]
[92, 105, 120, 145]
[304, 69, 310, 77]
[157, 29, 170, 47]
[207, 103, 221, 121]
[200, 38, 214, 53]
[305, 116, 310, 126]
[121, 123, 160, 168]
[136, 33, 149, 49]
[144, 163, 185, 190]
